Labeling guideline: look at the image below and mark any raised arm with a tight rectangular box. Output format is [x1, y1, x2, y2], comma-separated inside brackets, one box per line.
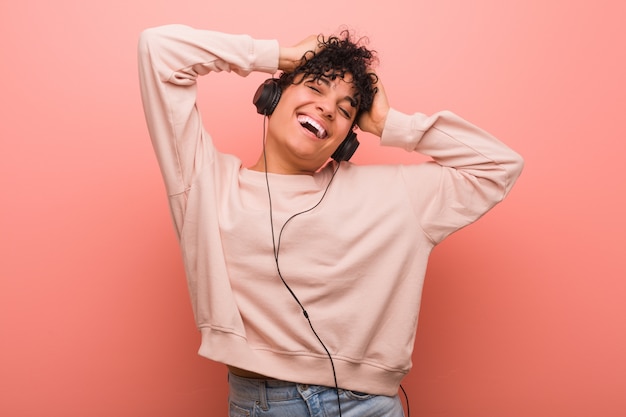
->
[137, 24, 278, 195]
[360, 77, 524, 243]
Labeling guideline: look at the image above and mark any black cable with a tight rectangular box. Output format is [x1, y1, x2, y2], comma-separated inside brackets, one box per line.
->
[261, 116, 343, 417]
[400, 384, 411, 417]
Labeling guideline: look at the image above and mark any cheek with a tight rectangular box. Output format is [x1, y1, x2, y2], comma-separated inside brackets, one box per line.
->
[271, 92, 300, 120]
[269, 101, 293, 126]
[336, 120, 355, 140]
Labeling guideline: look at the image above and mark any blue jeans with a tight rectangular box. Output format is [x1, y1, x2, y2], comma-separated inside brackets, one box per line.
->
[228, 372, 405, 417]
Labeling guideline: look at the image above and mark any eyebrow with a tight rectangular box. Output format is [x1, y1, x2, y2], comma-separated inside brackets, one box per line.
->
[315, 76, 358, 108]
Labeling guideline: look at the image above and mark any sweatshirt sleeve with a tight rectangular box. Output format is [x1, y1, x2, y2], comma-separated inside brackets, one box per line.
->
[381, 108, 524, 243]
[137, 24, 278, 196]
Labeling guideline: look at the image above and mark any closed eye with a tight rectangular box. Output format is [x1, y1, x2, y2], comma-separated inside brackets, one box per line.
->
[305, 79, 325, 94]
[305, 79, 355, 119]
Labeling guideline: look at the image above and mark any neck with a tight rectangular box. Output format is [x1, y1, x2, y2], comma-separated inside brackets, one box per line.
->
[249, 154, 318, 176]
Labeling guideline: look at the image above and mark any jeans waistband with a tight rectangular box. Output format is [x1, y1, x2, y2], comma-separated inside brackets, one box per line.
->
[228, 372, 331, 402]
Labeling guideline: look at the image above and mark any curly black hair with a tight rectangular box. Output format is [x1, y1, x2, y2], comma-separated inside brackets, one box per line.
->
[277, 30, 378, 119]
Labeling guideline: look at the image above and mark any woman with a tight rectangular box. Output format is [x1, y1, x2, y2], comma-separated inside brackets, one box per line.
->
[138, 24, 523, 417]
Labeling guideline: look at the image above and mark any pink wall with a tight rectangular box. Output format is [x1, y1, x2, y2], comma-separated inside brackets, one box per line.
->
[1, 0, 625, 416]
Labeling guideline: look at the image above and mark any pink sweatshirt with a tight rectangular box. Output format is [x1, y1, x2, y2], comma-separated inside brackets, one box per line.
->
[138, 24, 524, 396]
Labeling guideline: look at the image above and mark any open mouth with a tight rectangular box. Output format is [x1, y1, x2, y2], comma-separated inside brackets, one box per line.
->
[298, 115, 327, 139]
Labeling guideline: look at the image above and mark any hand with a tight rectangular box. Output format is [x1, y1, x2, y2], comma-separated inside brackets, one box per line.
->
[278, 34, 322, 72]
[357, 74, 390, 137]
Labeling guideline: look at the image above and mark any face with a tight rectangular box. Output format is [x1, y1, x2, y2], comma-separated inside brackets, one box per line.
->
[264, 74, 358, 175]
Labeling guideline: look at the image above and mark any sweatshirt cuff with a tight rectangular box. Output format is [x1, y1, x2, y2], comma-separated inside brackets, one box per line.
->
[380, 108, 429, 152]
[251, 39, 280, 74]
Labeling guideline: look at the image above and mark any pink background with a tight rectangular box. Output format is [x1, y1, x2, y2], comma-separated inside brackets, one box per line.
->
[1, 0, 625, 416]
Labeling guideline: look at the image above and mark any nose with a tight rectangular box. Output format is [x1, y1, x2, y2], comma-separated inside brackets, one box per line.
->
[316, 98, 336, 120]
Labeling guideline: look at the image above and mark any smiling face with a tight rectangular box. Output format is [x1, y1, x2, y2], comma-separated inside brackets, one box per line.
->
[258, 74, 359, 175]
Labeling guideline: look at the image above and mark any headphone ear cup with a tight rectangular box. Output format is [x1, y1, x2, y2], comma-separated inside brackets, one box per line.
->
[253, 79, 281, 115]
[331, 131, 360, 162]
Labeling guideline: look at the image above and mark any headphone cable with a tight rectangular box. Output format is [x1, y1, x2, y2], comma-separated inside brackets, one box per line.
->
[261, 116, 343, 416]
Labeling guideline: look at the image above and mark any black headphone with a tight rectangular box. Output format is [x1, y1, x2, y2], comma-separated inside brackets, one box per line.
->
[253, 78, 359, 162]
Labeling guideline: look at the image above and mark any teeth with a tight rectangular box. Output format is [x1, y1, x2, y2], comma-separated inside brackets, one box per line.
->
[297, 115, 327, 139]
